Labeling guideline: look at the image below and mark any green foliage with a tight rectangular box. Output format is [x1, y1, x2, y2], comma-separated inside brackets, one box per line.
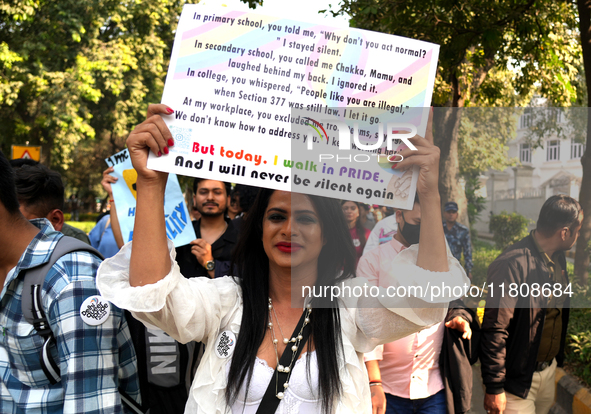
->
[57, 132, 127, 214]
[571, 285, 591, 309]
[333, 0, 582, 108]
[331, 0, 582, 225]
[566, 306, 591, 387]
[458, 107, 519, 178]
[64, 212, 100, 222]
[464, 173, 487, 232]
[471, 240, 502, 287]
[489, 211, 530, 251]
[330, 1, 583, 164]
[240, 0, 264, 9]
[521, 106, 588, 153]
[562, 264, 591, 386]
[567, 265, 591, 308]
[0, 0, 199, 169]
[64, 221, 96, 234]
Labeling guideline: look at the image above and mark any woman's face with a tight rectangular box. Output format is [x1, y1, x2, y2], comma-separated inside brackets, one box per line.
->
[262, 191, 325, 271]
[341, 201, 359, 224]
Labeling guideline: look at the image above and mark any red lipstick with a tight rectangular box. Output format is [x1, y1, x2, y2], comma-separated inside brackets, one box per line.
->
[276, 242, 302, 253]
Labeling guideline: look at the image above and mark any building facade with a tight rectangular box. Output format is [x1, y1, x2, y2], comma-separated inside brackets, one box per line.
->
[474, 108, 585, 235]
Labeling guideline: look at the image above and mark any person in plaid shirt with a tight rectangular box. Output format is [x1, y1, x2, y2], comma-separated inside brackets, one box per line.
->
[0, 151, 140, 413]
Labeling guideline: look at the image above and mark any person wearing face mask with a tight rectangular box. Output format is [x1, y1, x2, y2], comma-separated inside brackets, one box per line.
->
[357, 194, 475, 414]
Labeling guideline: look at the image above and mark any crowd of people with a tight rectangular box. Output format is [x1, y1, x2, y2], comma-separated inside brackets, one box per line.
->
[0, 104, 584, 414]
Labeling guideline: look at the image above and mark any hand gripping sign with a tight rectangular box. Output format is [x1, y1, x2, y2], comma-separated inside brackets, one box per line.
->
[106, 149, 196, 246]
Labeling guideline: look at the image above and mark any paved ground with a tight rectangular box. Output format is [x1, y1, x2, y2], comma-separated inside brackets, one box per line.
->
[469, 363, 487, 414]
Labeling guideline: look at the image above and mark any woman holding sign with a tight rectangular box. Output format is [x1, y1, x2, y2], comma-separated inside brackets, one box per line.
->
[97, 104, 468, 413]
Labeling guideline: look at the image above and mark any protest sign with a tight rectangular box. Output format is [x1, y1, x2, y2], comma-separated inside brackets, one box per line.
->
[148, 5, 439, 208]
[106, 149, 196, 246]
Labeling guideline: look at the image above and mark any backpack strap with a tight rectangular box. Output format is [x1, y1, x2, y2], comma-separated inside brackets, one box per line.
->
[22, 236, 104, 324]
[21, 236, 104, 384]
[20, 236, 145, 412]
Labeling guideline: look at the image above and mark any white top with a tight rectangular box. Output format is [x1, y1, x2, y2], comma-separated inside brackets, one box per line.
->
[363, 215, 398, 254]
[97, 240, 468, 414]
[359, 238, 445, 399]
[229, 351, 320, 414]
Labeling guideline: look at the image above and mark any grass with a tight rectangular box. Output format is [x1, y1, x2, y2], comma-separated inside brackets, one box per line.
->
[64, 221, 95, 235]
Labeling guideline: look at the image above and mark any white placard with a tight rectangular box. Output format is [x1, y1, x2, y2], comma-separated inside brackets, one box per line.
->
[148, 5, 439, 208]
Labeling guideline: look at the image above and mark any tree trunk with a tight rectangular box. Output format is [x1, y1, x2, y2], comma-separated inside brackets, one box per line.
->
[575, 145, 591, 284]
[40, 138, 52, 166]
[37, 125, 53, 167]
[433, 71, 470, 227]
[433, 107, 469, 226]
[575, 0, 591, 284]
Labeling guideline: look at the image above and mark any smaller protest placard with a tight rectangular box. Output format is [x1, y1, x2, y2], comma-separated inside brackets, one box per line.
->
[105, 149, 196, 246]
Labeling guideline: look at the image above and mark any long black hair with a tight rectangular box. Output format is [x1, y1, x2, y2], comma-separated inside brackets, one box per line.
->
[341, 200, 368, 253]
[0, 150, 21, 215]
[226, 189, 357, 413]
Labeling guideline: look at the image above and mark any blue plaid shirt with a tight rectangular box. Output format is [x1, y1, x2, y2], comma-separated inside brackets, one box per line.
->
[0, 219, 140, 413]
[443, 221, 473, 273]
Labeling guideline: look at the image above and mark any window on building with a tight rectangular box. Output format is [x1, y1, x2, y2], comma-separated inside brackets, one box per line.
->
[548, 108, 562, 124]
[520, 143, 531, 163]
[521, 108, 532, 129]
[571, 140, 585, 159]
[547, 140, 560, 161]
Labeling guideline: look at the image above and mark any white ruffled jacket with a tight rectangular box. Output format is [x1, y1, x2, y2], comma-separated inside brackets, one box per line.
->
[97, 240, 469, 414]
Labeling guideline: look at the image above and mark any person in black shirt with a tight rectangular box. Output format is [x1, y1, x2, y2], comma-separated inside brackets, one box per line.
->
[175, 178, 238, 278]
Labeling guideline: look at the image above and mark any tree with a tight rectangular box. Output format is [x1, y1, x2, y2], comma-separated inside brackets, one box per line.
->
[0, 0, 197, 170]
[334, 0, 581, 226]
[0, 0, 199, 206]
[458, 104, 520, 229]
[575, 0, 591, 283]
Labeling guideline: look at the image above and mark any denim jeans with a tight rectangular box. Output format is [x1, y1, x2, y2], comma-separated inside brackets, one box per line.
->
[385, 389, 447, 414]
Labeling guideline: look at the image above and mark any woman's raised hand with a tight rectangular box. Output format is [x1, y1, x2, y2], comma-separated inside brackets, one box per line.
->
[394, 108, 439, 199]
[127, 104, 175, 184]
[395, 108, 448, 272]
[126, 104, 175, 285]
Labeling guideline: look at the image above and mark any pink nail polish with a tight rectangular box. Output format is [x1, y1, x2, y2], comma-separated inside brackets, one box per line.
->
[166, 107, 174, 114]
[157, 151, 162, 157]
[163, 146, 169, 155]
[168, 138, 174, 147]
